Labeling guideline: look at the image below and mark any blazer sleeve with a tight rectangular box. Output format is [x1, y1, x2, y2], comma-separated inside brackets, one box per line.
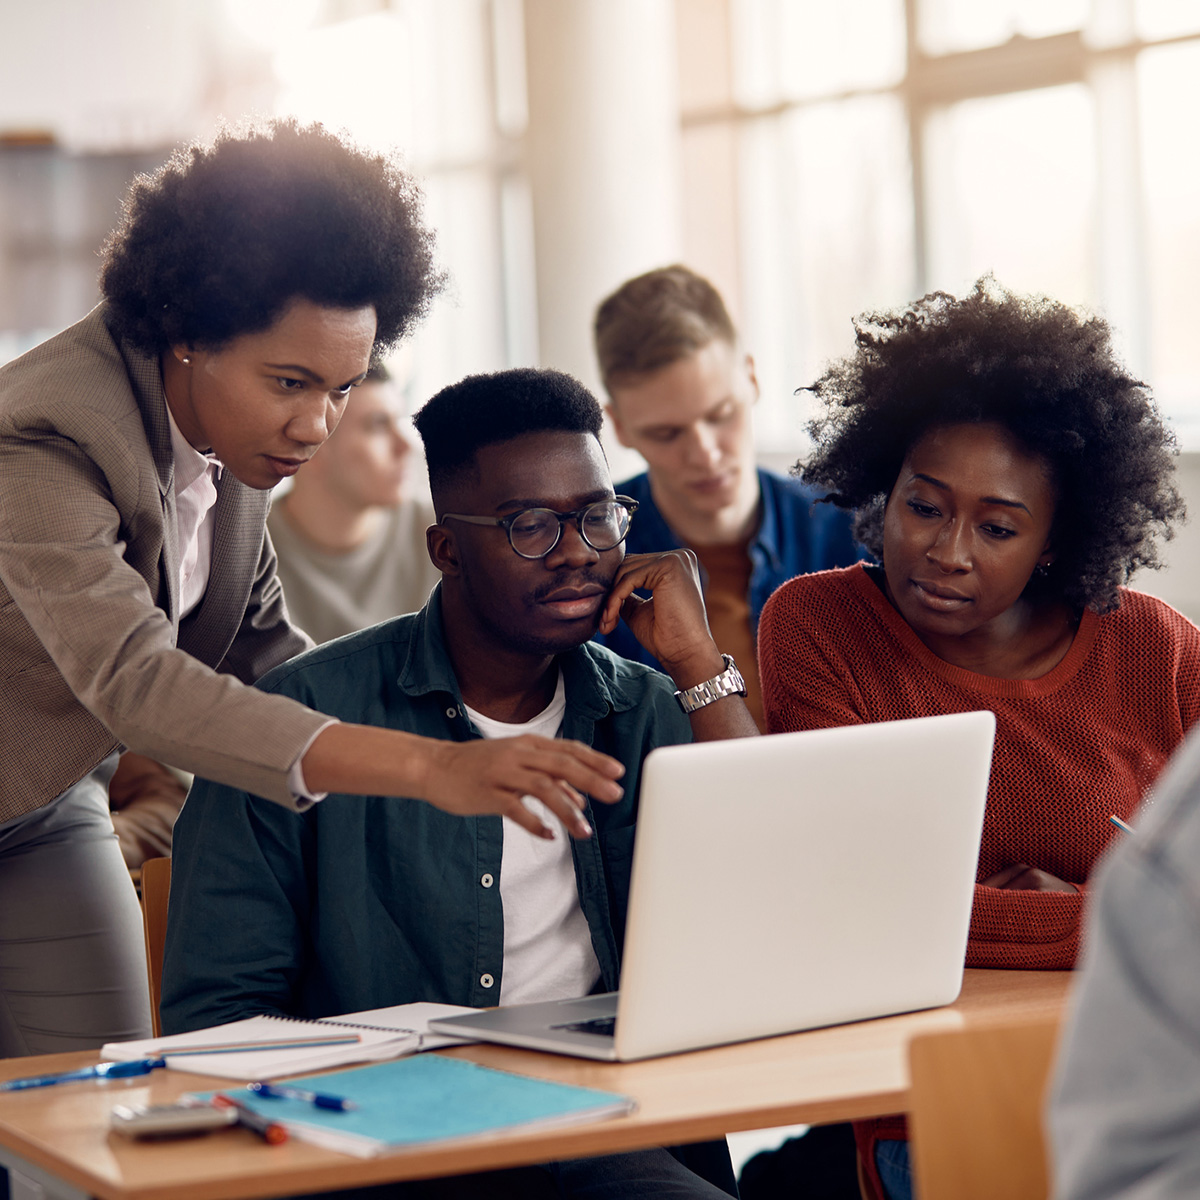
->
[0, 424, 330, 809]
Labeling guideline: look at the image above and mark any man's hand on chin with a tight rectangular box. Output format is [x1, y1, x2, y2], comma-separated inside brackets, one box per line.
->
[597, 551, 758, 740]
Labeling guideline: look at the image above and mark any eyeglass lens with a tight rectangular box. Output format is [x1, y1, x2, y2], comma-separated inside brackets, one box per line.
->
[510, 500, 630, 557]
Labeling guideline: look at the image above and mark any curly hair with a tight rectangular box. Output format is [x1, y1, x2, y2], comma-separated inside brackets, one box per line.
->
[414, 368, 603, 509]
[801, 277, 1183, 613]
[100, 118, 442, 358]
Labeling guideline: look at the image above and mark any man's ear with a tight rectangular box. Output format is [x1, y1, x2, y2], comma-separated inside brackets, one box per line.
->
[427, 523, 461, 576]
[605, 400, 635, 450]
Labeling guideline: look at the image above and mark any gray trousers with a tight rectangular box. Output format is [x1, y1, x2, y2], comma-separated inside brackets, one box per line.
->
[0, 756, 152, 1057]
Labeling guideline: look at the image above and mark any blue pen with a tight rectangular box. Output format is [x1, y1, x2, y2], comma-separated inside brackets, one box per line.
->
[247, 1081, 358, 1110]
[0, 1057, 166, 1092]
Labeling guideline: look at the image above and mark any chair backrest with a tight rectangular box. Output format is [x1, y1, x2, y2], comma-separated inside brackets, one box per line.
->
[140, 855, 172, 1038]
[908, 1018, 1062, 1200]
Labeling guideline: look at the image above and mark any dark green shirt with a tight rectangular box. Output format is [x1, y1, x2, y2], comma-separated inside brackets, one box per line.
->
[161, 589, 693, 1033]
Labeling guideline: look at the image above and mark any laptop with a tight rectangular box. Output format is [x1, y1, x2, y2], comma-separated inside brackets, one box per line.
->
[429, 710, 995, 1061]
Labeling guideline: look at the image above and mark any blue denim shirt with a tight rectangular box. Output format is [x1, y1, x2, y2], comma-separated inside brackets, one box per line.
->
[598, 468, 863, 671]
[161, 587, 693, 1034]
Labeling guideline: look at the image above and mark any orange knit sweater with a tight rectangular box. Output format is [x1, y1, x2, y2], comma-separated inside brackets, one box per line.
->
[759, 563, 1200, 1185]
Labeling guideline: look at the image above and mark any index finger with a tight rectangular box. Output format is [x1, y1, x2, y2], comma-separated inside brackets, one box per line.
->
[599, 554, 670, 630]
[534, 739, 626, 804]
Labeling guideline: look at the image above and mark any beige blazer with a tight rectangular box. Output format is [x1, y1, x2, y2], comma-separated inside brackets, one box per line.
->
[0, 305, 330, 822]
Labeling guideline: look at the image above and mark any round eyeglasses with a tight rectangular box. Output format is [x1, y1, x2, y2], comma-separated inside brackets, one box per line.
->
[441, 496, 639, 559]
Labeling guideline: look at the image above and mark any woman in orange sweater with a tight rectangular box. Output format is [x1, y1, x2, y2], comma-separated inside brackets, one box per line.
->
[758, 278, 1200, 1200]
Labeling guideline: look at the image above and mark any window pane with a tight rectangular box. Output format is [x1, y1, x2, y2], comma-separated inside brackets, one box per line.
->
[922, 84, 1094, 308]
[1136, 0, 1200, 39]
[739, 95, 915, 452]
[918, 0, 1085, 54]
[733, 0, 905, 107]
[1139, 41, 1200, 436]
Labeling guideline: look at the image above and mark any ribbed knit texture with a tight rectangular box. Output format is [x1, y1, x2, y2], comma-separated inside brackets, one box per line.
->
[759, 563, 1200, 1181]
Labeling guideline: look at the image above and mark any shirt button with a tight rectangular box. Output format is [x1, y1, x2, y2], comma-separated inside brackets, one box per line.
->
[480, 973, 494, 988]
[480, 873, 494, 888]
[445, 707, 457, 719]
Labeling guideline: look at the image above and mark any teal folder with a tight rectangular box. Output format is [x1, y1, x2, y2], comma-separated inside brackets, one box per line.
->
[200, 1054, 635, 1157]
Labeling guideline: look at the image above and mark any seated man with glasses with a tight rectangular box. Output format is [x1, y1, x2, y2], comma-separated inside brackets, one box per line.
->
[162, 367, 757, 1199]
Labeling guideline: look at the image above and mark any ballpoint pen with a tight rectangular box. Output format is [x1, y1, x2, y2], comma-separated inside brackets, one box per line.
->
[212, 1095, 289, 1144]
[0, 1057, 166, 1093]
[247, 1081, 359, 1111]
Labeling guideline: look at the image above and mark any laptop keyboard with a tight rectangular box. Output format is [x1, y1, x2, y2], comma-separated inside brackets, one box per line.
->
[552, 1016, 616, 1038]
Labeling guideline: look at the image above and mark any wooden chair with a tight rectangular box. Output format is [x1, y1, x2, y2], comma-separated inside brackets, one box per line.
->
[139, 855, 172, 1037]
[908, 1018, 1062, 1200]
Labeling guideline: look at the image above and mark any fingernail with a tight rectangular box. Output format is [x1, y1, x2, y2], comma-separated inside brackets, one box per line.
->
[576, 818, 592, 837]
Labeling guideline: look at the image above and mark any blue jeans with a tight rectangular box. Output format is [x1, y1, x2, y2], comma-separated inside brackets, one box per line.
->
[876, 1139, 913, 1200]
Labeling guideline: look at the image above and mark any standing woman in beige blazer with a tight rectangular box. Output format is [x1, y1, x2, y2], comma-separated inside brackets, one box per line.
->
[0, 121, 624, 1056]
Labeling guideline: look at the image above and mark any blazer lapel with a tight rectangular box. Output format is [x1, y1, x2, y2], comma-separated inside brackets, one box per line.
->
[115, 329, 180, 626]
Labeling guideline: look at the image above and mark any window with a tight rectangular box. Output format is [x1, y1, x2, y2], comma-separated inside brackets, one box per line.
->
[685, 0, 1200, 450]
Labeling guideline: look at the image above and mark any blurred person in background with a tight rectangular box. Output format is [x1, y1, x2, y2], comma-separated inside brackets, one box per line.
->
[592, 265, 861, 732]
[268, 363, 440, 644]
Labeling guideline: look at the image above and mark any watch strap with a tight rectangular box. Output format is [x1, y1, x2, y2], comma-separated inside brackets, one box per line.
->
[674, 654, 747, 714]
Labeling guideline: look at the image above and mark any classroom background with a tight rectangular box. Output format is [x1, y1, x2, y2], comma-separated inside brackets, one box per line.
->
[2, 0, 1199, 618]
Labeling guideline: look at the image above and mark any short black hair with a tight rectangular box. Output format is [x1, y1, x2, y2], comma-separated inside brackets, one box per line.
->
[801, 277, 1183, 613]
[413, 368, 604, 504]
[100, 118, 442, 358]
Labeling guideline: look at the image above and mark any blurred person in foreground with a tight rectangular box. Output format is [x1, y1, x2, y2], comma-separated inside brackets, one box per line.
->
[268, 363, 440, 644]
[1050, 722, 1200, 1199]
[592, 265, 861, 731]
[757, 277, 1200, 1200]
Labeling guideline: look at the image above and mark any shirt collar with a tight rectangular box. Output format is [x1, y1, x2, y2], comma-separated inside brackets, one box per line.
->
[165, 403, 224, 492]
[751, 468, 783, 569]
[397, 584, 639, 720]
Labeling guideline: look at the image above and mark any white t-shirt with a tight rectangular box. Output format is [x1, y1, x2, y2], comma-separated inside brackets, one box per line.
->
[464, 673, 603, 1006]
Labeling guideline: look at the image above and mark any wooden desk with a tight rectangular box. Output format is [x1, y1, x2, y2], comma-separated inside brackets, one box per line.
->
[0, 969, 1070, 1200]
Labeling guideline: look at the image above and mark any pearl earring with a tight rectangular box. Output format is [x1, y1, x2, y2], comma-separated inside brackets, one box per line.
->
[181, 356, 191, 365]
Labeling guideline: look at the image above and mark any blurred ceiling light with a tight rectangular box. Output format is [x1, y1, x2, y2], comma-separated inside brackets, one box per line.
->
[223, 0, 323, 51]
[273, 12, 412, 151]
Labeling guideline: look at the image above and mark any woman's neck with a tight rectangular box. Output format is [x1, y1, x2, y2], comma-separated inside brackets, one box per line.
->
[869, 565, 1080, 680]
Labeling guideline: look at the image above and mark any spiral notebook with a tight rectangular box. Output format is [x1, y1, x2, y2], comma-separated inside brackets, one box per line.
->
[100, 1002, 476, 1081]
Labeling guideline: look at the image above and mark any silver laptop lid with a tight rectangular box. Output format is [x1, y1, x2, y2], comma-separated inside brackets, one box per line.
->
[614, 710, 995, 1060]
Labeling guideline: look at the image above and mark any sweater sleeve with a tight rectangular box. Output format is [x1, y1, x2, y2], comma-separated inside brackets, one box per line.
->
[758, 580, 869, 733]
[967, 882, 1086, 969]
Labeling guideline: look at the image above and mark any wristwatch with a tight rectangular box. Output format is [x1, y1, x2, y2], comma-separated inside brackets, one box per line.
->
[674, 654, 747, 714]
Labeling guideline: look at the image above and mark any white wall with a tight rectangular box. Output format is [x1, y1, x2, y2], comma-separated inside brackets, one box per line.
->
[1135, 451, 1200, 624]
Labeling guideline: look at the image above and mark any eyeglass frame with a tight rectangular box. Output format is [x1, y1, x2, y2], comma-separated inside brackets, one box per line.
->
[440, 495, 640, 560]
